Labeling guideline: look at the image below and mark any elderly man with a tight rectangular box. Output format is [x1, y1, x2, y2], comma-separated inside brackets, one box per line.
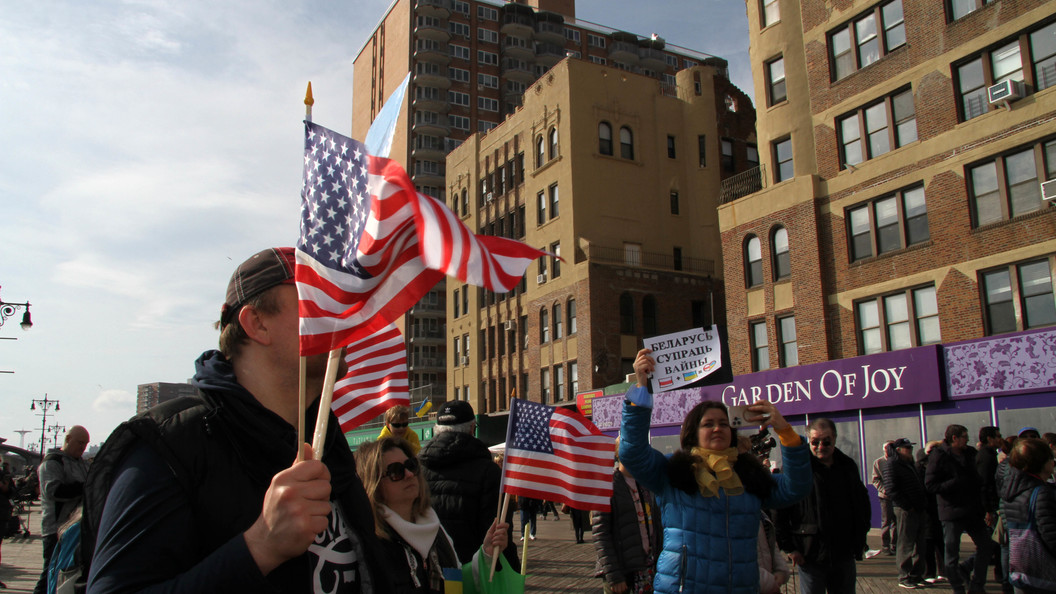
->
[32, 425, 90, 594]
[86, 247, 392, 593]
[377, 404, 421, 455]
[777, 418, 871, 594]
[883, 438, 929, 589]
[418, 400, 518, 568]
[871, 440, 897, 557]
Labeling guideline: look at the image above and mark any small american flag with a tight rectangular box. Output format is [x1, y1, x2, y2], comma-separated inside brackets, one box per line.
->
[503, 398, 614, 511]
[330, 323, 409, 432]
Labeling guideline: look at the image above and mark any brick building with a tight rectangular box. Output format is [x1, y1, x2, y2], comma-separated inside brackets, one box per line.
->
[136, 381, 198, 414]
[719, 0, 1056, 375]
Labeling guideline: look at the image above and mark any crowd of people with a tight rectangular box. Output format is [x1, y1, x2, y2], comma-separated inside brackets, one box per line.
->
[5, 248, 1055, 594]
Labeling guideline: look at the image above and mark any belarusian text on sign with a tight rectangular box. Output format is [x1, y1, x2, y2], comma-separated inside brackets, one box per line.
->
[644, 326, 722, 393]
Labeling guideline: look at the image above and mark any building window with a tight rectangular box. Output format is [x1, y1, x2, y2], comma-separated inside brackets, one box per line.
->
[747, 144, 759, 167]
[453, 336, 461, 366]
[554, 364, 565, 401]
[624, 242, 642, 267]
[588, 33, 606, 48]
[698, 135, 707, 167]
[956, 22, 1056, 122]
[673, 247, 683, 271]
[1031, 22, 1056, 91]
[568, 298, 577, 334]
[762, 0, 780, 27]
[848, 185, 928, 261]
[982, 259, 1056, 334]
[448, 91, 470, 106]
[478, 28, 498, 43]
[750, 320, 770, 371]
[550, 242, 561, 278]
[667, 135, 677, 159]
[449, 67, 470, 83]
[554, 303, 563, 339]
[541, 368, 551, 404]
[450, 21, 470, 37]
[969, 139, 1054, 227]
[477, 73, 499, 88]
[565, 29, 581, 43]
[856, 285, 941, 354]
[548, 183, 559, 219]
[949, 0, 993, 21]
[462, 284, 468, 314]
[766, 57, 786, 105]
[778, 316, 798, 367]
[619, 127, 634, 160]
[590, 55, 607, 65]
[772, 226, 791, 280]
[838, 88, 917, 168]
[670, 190, 680, 215]
[536, 136, 545, 168]
[619, 293, 635, 334]
[453, 288, 460, 318]
[549, 127, 559, 159]
[452, 0, 469, 15]
[538, 249, 547, 279]
[773, 137, 793, 182]
[540, 308, 550, 343]
[570, 362, 579, 394]
[721, 138, 734, 171]
[478, 97, 499, 112]
[451, 44, 470, 61]
[461, 189, 468, 216]
[449, 115, 470, 131]
[477, 5, 497, 20]
[599, 122, 613, 156]
[745, 235, 763, 288]
[643, 296, 658, 336]
[829, 0, 906, 81]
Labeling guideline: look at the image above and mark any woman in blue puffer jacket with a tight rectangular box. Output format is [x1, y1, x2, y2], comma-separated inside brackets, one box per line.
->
[619, 349, 813, 593]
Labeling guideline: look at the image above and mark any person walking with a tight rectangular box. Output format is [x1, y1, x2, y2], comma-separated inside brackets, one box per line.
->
[873, 441, 898, 556]
[33, 426, 90, 594]
[884, 438, 929, 589]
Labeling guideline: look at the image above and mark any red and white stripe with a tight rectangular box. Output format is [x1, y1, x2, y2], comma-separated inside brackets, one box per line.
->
[330, 323, 409, 431]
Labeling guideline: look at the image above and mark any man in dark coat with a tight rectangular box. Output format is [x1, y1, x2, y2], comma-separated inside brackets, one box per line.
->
[777, 418, 871, 594]
[926, 424, 996, 594]
[883, 438, 929, 589]
[418, 400, 518, 568]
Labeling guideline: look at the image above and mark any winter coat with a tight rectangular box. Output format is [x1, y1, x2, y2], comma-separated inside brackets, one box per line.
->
[925, 443, 985, 522]
[418, 430, 518, 568]
[776, 448, 872, 566]
[884, 453, 928, 512]
[998, 465, 1056, 558]
[619, 393, 812, 593]
[978, 444, 1001, 514]
[376, 521, 460, 594]
[591, 469, 662, 586]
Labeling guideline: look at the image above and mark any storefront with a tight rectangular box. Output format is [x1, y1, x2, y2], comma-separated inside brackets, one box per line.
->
[590, 326, 1056, 525]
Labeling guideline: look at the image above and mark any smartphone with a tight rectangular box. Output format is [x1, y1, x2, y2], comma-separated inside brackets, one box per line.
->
[727, 405, 770, 428]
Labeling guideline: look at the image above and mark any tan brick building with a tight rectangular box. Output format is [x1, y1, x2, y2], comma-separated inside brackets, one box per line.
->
[718, 0, 1056, 375]
[445, 57, 755, 413]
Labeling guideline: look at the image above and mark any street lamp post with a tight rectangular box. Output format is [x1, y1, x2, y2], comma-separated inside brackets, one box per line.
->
[31, 394, 60, 455]
[0, 285, 33, 331]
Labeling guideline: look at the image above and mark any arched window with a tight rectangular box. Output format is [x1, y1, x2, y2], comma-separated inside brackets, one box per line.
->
[642, 295, 658, 336]
[460, 189, 468, 216]
[567, 298, 577, 334]
[549, 126, 559, 159]
[745, 235, 763, 288]
[620, 126, 634, 160]
[619, 293, 635, 334]
[598, 122, 613, 156]
[772, 226, 790, 280]
[553, 302, 563, 339]
[536, 136, 545, 168]
[540, 307, 550, 343]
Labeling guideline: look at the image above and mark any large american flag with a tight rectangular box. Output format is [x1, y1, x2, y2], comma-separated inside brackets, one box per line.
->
[330, 322, 408, 431]
[503, 398, 614, 511]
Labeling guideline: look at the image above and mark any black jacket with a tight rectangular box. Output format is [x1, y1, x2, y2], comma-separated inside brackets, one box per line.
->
[591, 469, 662, 585]
[883, 453, 927, 512]
[776, 448, 871, 565]
[998, 465, 1056, 558]
[925, 443, 984, 522]
[376, 522, 459, 594]
[418, 431, 518, 568]
[86, 350, 393, 594]
[977, 444, 1001, 514]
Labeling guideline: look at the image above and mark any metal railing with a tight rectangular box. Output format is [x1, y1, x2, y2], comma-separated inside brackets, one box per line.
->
[719, 164, 766, 204]
[587, 245, 714, 276]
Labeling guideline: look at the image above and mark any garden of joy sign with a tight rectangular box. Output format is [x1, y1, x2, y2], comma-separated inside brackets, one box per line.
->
[644, 326, 723, 393]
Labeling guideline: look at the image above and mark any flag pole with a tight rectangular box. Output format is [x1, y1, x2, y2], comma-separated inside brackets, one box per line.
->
[490, 399, 518, 580]
[297, 81, 314, 461]
[311, 347, 343, 460]
[489, 492, 511, 580]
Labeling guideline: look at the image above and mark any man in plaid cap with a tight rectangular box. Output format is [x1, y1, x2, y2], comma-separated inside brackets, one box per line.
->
[85, 248, 392, 593]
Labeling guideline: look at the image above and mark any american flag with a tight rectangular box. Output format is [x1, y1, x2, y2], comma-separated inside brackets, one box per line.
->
[330, 322, 409, 431]
[296, 121, 547, 356]
[503, 398, 614, 511]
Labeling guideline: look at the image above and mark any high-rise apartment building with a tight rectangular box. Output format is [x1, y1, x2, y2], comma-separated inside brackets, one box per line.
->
[136, 381, 198, 414]
[444, 57, 755, 413]
[353, 0, 740, 405]
[720, 0, 1056, 374]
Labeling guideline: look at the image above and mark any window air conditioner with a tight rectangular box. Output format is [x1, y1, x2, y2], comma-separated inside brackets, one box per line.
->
[537, 273, 547, 284]
[504, 320, 515, 330]
[1042, 179, 1056, 202]
[486, 192, 494, 203]
[987, 80, 1025, 105]
[460, 356, 469, 365]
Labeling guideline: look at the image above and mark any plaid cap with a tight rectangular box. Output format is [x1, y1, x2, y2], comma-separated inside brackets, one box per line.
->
[220, 247, 296, 328]
[436, 400, 475, 426]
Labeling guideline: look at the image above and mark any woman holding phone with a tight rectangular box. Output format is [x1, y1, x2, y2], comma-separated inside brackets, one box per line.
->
[619, 348, 812, 593]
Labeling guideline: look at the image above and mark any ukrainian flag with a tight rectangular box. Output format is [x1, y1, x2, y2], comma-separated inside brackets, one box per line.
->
[415, 399, 433, 418]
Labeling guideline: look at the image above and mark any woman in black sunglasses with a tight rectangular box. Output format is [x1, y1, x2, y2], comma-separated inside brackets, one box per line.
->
[355, 437, 508, 593]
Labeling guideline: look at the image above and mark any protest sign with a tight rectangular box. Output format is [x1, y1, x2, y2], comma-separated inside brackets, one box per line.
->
[644, 325, 722, 393]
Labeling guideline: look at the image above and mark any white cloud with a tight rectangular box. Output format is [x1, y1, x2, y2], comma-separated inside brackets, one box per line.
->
[94, 389, 136, 412]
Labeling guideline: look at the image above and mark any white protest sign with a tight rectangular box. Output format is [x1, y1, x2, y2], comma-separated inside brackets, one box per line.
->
[644, 325, 723, 393]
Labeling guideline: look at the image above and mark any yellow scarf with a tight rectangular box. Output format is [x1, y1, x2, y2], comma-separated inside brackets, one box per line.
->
[689, 447, 744, 497]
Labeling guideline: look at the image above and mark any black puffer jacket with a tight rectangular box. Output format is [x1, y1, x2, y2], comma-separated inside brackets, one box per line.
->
[418, 431, 518, 567]
[883, 453, 927, 511]
[591, 469, 662, 586]
[999, 465, 1056, 557]
[925, 443, 984, 522]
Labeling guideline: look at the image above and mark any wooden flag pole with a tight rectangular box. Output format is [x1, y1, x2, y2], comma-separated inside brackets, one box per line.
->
[297, 82, 314, 462]
[488, 492, 511, 580]
[311, 347, 343, 461]
[520, 522, 528, 575]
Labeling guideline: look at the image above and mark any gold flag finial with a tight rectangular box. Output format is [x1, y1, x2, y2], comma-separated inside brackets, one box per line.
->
[304, 82, 315, 107]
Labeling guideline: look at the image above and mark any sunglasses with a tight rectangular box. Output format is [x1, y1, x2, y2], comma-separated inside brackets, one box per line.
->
[383, 457, 420, 482]
[810, 438, 833, 447]
[390, 422, 409, 428]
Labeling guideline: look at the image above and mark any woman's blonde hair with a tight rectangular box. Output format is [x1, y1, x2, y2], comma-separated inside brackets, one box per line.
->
[354, 438, 432, 538]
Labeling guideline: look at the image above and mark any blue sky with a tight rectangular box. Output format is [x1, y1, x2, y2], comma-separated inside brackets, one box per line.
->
[0, 0, 752, 450]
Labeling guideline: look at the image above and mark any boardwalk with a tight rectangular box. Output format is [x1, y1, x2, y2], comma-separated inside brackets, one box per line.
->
[1, 502, 1012, 592]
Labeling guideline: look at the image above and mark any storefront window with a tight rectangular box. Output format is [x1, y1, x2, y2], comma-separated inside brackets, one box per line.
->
[998, 406, 1056, 437]
[923, 410, 990, 444]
